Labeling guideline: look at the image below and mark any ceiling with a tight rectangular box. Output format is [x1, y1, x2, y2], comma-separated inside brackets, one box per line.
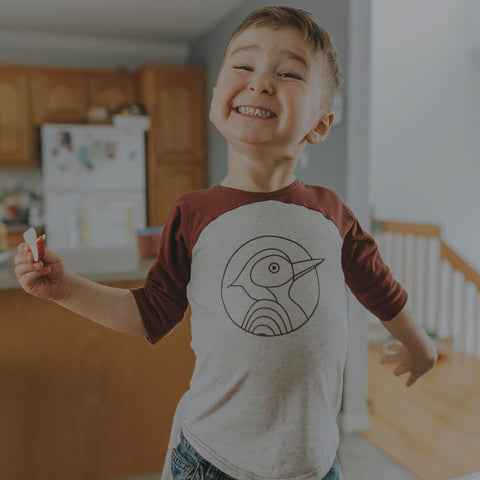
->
[0, 0, 247, 43]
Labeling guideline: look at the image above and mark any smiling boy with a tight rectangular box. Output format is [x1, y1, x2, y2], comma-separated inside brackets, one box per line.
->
[15, 6, 437, 480]
[154, 8, 436, 480]
[210, 19, 337, 192]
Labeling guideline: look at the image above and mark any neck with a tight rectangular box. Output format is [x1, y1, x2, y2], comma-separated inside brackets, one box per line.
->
[221, 150, 298, 193]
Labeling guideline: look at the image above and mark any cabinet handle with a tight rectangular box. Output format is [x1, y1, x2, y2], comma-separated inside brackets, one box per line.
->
[156, 141, 162, 154]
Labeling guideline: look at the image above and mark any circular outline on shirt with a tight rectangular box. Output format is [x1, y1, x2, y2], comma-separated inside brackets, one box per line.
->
[221, 235, 324, 337]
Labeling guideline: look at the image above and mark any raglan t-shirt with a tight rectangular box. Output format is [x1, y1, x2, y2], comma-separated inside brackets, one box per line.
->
[131, 179, 407, 480]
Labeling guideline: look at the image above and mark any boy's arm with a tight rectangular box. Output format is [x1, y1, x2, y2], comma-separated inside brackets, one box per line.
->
[15, 243, 148, 337]
[58, 272, 148, 337]
[339, 207, 437, 387]
[380, 305, 438, 387]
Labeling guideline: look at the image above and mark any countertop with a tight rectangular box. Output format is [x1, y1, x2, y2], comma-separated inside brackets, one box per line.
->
[0, 246, 155, 290]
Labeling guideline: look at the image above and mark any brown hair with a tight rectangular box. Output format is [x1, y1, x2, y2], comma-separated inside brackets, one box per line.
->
[226, 6, 342, 108]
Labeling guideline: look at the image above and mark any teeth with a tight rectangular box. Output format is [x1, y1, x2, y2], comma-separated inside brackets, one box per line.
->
[237, 106, 274, 118]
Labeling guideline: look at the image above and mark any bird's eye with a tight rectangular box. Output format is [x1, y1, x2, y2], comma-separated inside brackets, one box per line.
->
[269, 262, 280, 273]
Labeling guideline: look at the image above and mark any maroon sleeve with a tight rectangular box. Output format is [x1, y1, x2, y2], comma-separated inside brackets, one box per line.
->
[130, 199, 191, 344]
[341, 208, 407, 321]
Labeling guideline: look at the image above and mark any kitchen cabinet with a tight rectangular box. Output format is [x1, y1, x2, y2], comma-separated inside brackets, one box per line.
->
[0, 66, 139, 167]
[150, 67, 206, 165]
[87, 70, 137, 117]
[0, 67, 34, 167]
[138, 65, 208, 225]
[154, 164, 207, 225]
[0, 278, 195, 479]
[0, 62, 207, 225]
[31, 67, 138, 124]
[31, 68, 89, 124]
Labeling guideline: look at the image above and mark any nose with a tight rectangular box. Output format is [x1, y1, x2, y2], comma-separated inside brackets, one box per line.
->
[248, 71, 274, 95]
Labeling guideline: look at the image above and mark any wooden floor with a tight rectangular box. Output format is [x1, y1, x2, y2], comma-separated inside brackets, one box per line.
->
[361, 346, 480, 480]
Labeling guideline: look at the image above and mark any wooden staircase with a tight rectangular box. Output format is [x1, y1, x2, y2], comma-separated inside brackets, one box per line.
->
[361, 220, 480, 480]
[372, 220, 480, 359]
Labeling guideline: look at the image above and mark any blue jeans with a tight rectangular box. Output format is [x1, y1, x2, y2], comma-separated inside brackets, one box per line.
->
[171, 429, 340, 480]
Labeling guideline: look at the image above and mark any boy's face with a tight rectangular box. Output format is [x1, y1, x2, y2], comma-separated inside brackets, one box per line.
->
[209, 26, 333, 155]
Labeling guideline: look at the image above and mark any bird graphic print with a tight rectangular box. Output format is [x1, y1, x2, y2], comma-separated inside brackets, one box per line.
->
[221, 236, 324, 336]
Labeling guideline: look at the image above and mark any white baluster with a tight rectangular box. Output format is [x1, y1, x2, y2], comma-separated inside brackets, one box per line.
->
[475, 291, 480, 360]
[448, 264, 455, 343]
[459, 275, 467, 355]
[412, 236, 418, 317]
[423, 237, 430, 334]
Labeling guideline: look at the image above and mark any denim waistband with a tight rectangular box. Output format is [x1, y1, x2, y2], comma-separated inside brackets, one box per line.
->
[179, 428, 201, 459]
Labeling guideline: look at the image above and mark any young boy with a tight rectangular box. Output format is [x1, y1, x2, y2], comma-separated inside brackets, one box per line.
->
[15, 6, 438, 480]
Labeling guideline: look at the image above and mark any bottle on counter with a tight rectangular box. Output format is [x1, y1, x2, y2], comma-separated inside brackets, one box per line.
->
[3, 188, 19, 223]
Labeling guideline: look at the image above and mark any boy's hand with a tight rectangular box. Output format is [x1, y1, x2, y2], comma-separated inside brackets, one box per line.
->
[381, 342, 437, 387]
[14, 242, 67, 302]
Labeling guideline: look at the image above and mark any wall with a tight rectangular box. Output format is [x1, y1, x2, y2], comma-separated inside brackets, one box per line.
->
[188, 0, 349, 197]
[369, 0, 480, 270]
[0, 29, 189, 68]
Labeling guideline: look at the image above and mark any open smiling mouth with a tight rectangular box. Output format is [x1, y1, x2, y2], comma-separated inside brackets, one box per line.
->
[234, 106, 276, 119]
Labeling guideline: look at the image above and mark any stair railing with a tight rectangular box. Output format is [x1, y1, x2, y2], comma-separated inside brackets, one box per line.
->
[372, 220, 480, 359]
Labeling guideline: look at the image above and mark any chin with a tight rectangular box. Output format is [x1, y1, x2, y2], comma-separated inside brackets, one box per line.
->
[228, 134, 271, 148]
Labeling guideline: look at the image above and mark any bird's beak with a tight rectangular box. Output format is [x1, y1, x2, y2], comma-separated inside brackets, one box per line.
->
[292, 258, 324, 281]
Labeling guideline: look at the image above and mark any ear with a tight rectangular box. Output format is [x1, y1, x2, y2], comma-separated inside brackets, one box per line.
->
[306, 111, 335, 145]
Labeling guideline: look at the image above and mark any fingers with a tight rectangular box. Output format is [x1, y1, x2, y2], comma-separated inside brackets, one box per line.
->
[17, 241, 59, 264]
[406, 374, 417, 387]
[381, 353, 400, 364]
[381, 343, 402, 364]
[386, 342, 402, 352]
[15, 260, 47, 276]
[14, 245, 51, 281]
[17, 265, 51, 283]
[394, 364, 410, 377]
[15, 261, 51, 280]
[15, 250, 34, 265]
[381, 342, 425, 387]
[17, 242, 30, 254]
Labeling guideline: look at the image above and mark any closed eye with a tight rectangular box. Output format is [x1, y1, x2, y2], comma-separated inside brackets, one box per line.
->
[279, 72, 302, 79]
[233, 65, 253, 71]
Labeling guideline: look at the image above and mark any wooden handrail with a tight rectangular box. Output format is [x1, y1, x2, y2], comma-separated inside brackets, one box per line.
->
[441, 242, 480, 291]
[376, 219, 480, 358]
[378, 220, 441, 238]
[377, 220, 480, 291]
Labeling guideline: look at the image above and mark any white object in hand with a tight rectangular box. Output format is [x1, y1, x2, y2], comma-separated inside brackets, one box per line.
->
[23, 226, 46, 262]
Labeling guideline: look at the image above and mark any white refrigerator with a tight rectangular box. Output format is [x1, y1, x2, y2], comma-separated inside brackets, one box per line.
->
[41, 124, 147, 251]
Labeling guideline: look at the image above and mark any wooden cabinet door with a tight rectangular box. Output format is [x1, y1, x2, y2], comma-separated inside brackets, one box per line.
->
[0, 67, 34, 167]
[138, 65, 208, 226]
[149, 164, 206, 225]
[88, 72, 137, 116]
[151, 66, 206, 165]
[0, 284, 195, 479]
[31, 68, 88, 124]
